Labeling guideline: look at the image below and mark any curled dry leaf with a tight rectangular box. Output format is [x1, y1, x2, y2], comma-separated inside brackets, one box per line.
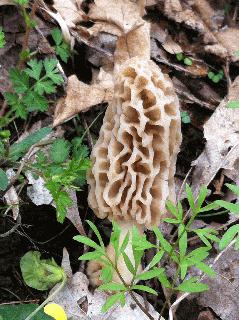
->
[50, 249, 164, 320]
[53, 75, 113, 127]
[88, 0, 144, 34]
[191, 76, 239, 194]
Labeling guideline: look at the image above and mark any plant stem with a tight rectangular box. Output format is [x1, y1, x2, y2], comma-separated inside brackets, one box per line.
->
[24, 274, 67, 320]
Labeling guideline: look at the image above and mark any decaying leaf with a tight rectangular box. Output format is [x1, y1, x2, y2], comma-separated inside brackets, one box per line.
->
[189, 246, 239, 320]
[66, 191, 86, 235]
[50, 249, 164, 320]
[191, 76, 239, 194]
[4, 169, 19, 220]
[52, 0, 85, 28]
[53, 75, 113, 126]
[26, 172, 53, 206]
[88, 0, 144, 34]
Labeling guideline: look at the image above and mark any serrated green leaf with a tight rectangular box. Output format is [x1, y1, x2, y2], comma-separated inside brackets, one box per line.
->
[9, 68, 29, 93]
[34, 80, 56, 95]
[215, 200, 239, 214]
[50, 138, 71, 164]
[78, 250, 103, 261]
[135, 267, 164, 281]
[23, 91, 48, 112]
[179, 224, 187, 259]
[122, 252, 136, 275]
[99, 282, 126, 292]
[219, 224, 239, 250]
[101, 293, 126, 313]
[73, 235, 102, 250]
[51, 28, 62, 46]
[43, 58, 64, 85]
[0, 169, 8, 191]
[56, 44, 70, 63]
[10, 127, 52, 161]
[25, 59, 43, 80]
[195, 262, 216, 277]
[86, 220, 105, 249]
[176, 277, 209, 293]
[131, 285, 158, 295]
[149, 249, 164, 268]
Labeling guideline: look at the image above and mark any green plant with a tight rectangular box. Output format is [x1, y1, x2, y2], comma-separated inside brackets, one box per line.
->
[74, 185, 223, 316]
[181, 111, 191, 124]
[0, 27, 5, 48]
[176, 53, 193, 66]
[227, 100, 239, 109]
[208, 69, 224, 83]
[3, 59, 63, 125]
[32, 137, 91, 222]
[51, 28, 71, 63]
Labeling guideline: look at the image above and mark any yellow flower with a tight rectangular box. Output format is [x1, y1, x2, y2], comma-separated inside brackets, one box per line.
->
[44, 303, 67, 320]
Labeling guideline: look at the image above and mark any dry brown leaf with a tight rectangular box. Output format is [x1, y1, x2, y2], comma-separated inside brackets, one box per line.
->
[162, 35, 182, 54]
[88, 0, 144, 34]
[66, 191, 86, 235]
[191, 76, 239, 194]
[163, 0, 205, 32]
[4, 169, 19, 220]
[53, 75, 113, 126]
[53, 0, 84, 28]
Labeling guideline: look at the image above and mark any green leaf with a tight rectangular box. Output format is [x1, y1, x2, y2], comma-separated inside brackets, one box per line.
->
[226, 183, 239, 196]
[153, 227, 172, 253]
[34, 80, 56, 95]
[25, 59, 43, 80]
[219, 224, 239, 250]
[9, 127, 52, 161]
[86, 220, 105, 249]
[119, 232, 130, 255]
[73, 235, 102, 250]
[176, 53, 184, 61]
[227, 100, 239, 109]
[20, 251, 65, 290]
[55, 43, 71, 63]
[157, 269, 171, 288]
[212, 74, 221, 83]
[234, 50, 239, 57]
[184, 57, 193, 66]
[51, 28, 63, 46]
[50, 138, 71, 164]
[135, 267, 164, 281]
[196, 186, 207, 210]
[195, 262, 216, 277]
[149, 249, 164, 268]
[99, 282, 126, 292]
[9, 68, 29, 93]
[186, 184, 195, 212]
[166, 200, 178, 218]
[181, 111, 191, 124]
[178, 224, 187, 259]
[176, 277, 209, 293]
[208, 71, 215, 79]
[101, 293, 126, 313]
[43, 58, 64, 85]
[122, 252, 136, 275]
[131, 285, 158, 295]
[0, 304, 51, 320]
[78, 250, 103, 261]
[0, 27, 6, 48]
[23, 91, 48, 112]
[100, 266, 113, 283]
[215, 200, 239, 214]
[0, 169, 8, 191]
[194, 228, 219, 248]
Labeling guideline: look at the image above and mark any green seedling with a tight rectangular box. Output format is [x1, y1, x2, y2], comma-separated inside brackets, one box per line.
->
[208, 69, 224, 83]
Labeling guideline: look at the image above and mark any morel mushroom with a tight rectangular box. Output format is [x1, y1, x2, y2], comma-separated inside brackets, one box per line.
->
[87, 56, 182, 285]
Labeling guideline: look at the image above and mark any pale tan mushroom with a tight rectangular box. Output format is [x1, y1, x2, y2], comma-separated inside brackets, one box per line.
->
[87, 56, 182, 286]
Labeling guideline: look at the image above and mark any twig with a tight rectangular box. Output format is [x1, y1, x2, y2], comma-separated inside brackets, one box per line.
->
[0, 214, 21, 238]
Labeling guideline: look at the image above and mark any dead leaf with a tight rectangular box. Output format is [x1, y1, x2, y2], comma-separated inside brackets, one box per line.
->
[4, 169, 19, 220]
[53, 75, 113, 126]
[52, 0, 85, 28]
[191, 76, 239, 194]
[26, 172, 53, 206]
[88, 0, 144, 34]
[163, 0, 205, 32]
[50, 249, 164, 320]
[162, 35, 182, 54]
[191, 246, 239, 320]
[66, 191, 86, 235]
